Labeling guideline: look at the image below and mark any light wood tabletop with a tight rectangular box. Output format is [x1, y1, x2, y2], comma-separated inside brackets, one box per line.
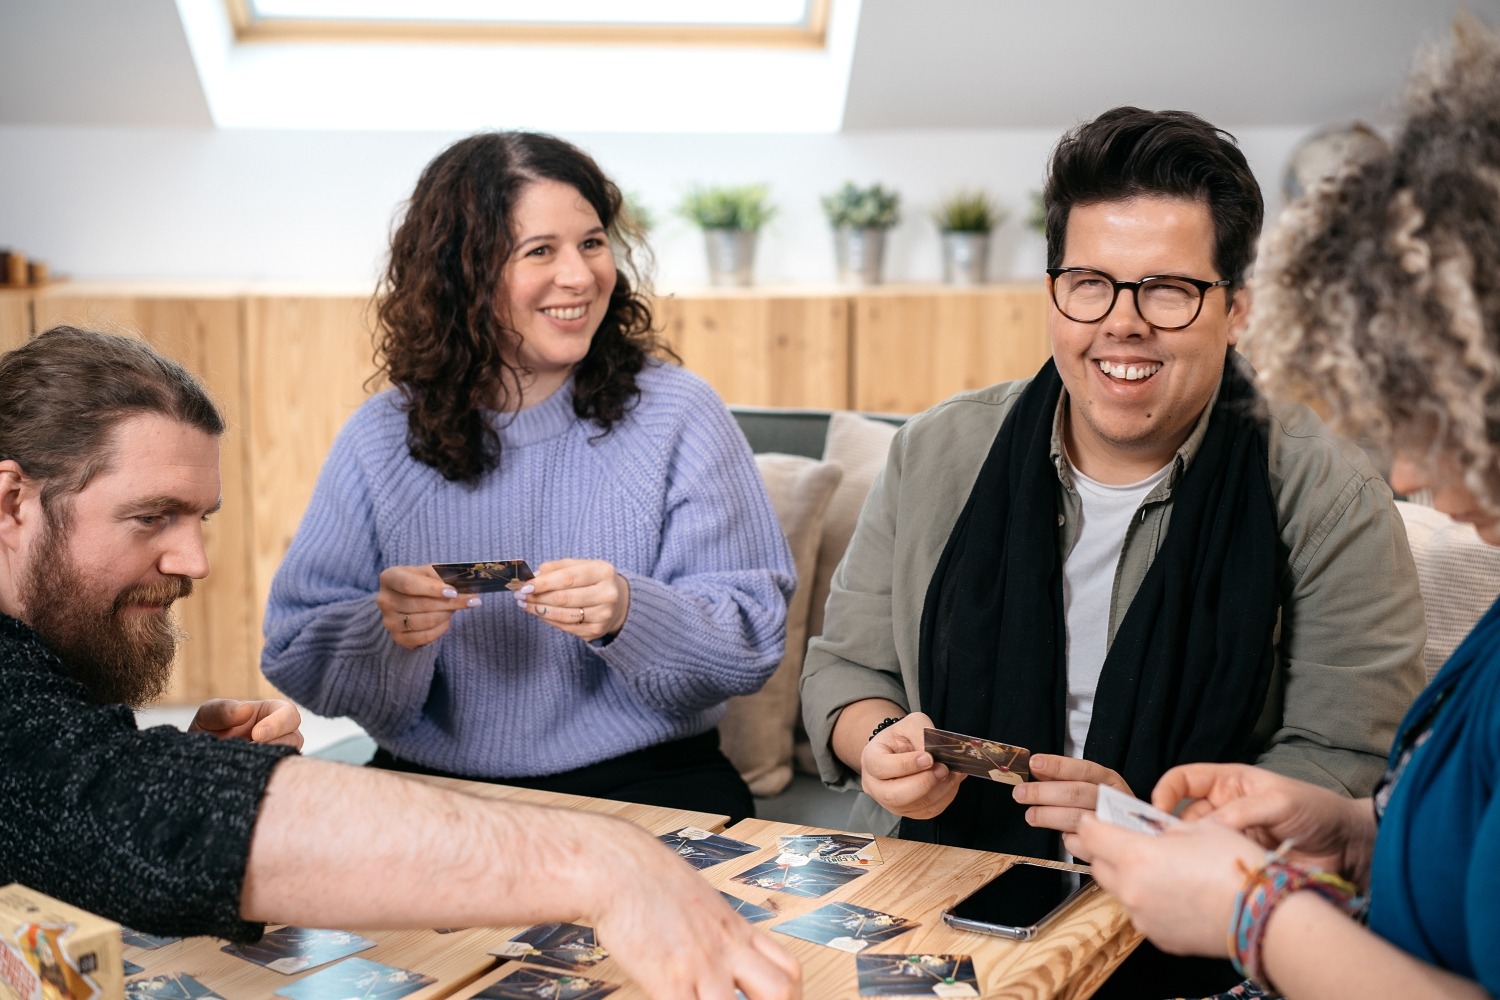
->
[122, 781, 1141, 999]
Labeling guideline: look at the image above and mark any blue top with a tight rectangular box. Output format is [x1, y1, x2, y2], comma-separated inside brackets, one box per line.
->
[1368, 595, 1500, 992]
[261, 362, 795, 778]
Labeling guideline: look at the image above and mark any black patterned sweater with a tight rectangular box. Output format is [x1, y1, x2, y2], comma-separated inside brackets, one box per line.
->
[0, 614, 296, 942]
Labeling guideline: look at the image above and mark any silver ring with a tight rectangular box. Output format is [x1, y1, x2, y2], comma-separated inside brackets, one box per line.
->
[537, 605, 548, 617]
[576, 609, 586, 624]
[402, 614, 412, 632]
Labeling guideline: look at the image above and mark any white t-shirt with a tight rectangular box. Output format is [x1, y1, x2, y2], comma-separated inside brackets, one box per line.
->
[1061, 461, 1172, 758]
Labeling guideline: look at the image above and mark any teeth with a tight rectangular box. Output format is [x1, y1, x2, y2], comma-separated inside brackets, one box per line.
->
[542, 305, 588, 320]
[1097, 360, 1162, 381]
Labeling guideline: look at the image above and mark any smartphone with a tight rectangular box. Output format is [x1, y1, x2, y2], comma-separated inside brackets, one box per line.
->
[940, 861, 1097, 941]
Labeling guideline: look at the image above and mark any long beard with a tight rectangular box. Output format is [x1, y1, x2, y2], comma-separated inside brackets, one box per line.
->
[19, 522, 190, 707]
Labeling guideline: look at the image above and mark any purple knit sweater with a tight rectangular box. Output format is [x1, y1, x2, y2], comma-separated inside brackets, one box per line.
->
[261, 362, 794, 778]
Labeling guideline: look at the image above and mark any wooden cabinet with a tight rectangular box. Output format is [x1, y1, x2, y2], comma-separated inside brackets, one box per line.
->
[9, 281, 1048, 702]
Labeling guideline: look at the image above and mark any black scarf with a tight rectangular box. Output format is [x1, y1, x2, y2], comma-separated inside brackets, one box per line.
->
[904, 353, 1281, 859]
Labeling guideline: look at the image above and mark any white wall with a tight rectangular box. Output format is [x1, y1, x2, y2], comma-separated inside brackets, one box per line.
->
[0, 124, 1308, 289]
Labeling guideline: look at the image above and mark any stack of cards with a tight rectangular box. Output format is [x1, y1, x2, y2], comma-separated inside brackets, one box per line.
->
[1095, 785, 1183, 835]
[923, 728, 1031, 785]
[432, 559, 534, 594]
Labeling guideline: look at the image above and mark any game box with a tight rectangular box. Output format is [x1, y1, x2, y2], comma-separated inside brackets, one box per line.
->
[0, 884, 121, 1000]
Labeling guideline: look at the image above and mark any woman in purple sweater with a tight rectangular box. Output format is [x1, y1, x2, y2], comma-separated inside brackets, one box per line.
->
[262, 132, 794, 821]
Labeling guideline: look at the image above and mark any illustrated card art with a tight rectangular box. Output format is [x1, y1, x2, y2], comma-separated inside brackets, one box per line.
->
[657, 827, 760, 870]
[490, 923, 609, 971]
[273, 957, 436, 999]
[730, 858, 866, 899]
[771, 902, 916, 953]
[220, 927, 375, 975]
[922, 728, 1031, 784]
[855, 953, 980, 997]
[473, 966, 620, 999]
[432, 559, 535, 594]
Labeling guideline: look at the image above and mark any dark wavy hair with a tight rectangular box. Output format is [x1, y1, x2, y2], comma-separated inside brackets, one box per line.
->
[1044, 107, 1265, 292]
[375, 131, 673, 484]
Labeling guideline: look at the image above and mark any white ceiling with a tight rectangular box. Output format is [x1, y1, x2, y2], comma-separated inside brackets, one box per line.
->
[0, 0, 1496, 131]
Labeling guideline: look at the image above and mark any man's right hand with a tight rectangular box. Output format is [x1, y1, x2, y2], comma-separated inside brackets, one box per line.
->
[592, 827, 802, 999]
[859, 711, 965, 820]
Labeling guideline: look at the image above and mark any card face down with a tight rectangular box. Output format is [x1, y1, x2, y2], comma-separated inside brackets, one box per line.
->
[1094, 784, 1183, 836]
[923, 728, 1031, 784]
[432, 560, 535, 594]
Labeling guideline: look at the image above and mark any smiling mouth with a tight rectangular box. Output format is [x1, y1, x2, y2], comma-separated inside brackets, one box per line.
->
[1097, 360, 1162, 382]
[541, 305, 589, 321]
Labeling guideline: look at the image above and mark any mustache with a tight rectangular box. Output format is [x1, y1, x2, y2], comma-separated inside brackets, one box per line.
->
[111, 576, 193, 613]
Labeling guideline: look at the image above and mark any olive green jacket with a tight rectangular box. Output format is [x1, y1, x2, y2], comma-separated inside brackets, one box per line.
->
[801, 378, 1428, 836]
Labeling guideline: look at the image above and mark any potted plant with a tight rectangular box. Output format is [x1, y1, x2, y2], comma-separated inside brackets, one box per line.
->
[676, 184, 776, 286]
[821, 182, 901, 285]
[932, 190, 1005, 286]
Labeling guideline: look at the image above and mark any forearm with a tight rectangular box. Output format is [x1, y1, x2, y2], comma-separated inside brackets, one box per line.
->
[830, 698, 906, 774]
[242, 757, 647, 930]
[1261, 893, 1487, 1000]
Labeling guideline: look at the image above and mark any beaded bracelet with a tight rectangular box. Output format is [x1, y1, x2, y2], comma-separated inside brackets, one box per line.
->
[1227, 840, 1364, 992]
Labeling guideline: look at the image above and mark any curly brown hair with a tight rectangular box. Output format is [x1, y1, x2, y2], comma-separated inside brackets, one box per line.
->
[375, 131, 675, 484]
[1246, 15, 1500, 507]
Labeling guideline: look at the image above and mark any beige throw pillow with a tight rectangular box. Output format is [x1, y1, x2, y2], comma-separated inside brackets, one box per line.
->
[718, 453, 843, 796]
[1396, 499, 1500, 682]
[811, 411, 900, 640]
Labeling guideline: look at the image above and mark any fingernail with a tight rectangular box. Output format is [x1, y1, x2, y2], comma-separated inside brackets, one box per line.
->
[1012, 784, 1027, 802]
[442, 588, 458, 598]
[518, 584, 535, 595]
[467, 597, 482, 608]
[917, 753, 933, 769]
[1030, 756, 1048, 774]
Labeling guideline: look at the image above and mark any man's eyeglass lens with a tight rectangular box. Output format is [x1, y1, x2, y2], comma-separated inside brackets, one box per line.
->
[1051, 270, 1207, 329]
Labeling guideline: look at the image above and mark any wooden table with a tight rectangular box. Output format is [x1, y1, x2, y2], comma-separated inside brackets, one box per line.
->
[124, 781, 1141, 999]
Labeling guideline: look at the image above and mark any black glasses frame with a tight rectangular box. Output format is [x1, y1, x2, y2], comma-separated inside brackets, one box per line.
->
[1045, 267, 1232, 330]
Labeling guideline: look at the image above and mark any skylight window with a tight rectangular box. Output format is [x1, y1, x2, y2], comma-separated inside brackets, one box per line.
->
[228, 0, 828, 46]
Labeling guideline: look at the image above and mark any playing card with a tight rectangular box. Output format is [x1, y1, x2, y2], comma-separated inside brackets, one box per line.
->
[776, 833, 883, 868]
[719, 892, 777, 923]
[124, 958, 144, 975]
[658, 827, 760, 870]
[432, 559, 535, 594]
[124, 972, 226, 999]
[273, 957, 436, 999]
[856, 953, 980, 997]
[121, 928, 180, 950]
[221, 927, 375, 975]
[731, 857, 866, 898]
[923, 728, 1031, 784]
[772, 902, 917, 953]
[1095, 784, 1183, 836]
[473, 967, 619, 999]
[490, 923, 608, 971]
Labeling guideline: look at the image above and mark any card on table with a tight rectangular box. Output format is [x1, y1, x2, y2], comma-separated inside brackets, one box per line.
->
[1095, 784, 1183, 836]
[220, 927, 375, 975]
[771, 902, 917, 953]
[273, 956, 436, 1000]
[855, 953, 980, 998]
[432, 559, 535, 594]
[490, 923, 608, 971]
[923, 728, 1031, 784]
[121, 928, 181, 950]
[776, 832, 883, 868]
[658, 826, 760, 870]
[730, 857, 866, 899]
[124, 972, 226, 999]
[719, 892, 777, 924]
[124, 957, 144, 975]
[473, 966, 619, 999]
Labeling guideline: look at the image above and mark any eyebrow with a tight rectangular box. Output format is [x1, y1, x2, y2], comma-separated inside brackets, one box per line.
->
[120, 495, 223, 517]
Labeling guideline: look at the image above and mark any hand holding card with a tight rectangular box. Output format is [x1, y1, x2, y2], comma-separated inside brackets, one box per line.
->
[376, 563, 485, 649]
[432, 559, 535, 595]
[923, 728, 1031, 784]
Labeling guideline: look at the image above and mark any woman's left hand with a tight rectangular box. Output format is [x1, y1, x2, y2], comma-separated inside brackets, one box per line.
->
[515, 558, 631, 642]
[1075, 812, 1264, 958]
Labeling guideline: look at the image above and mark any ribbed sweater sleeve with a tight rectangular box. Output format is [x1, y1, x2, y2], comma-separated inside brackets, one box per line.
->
[0, 616, 294, 942]
[261, 363, 794, 778]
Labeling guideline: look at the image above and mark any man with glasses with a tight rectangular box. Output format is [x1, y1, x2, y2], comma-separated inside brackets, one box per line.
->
[801, 105, 1424, 993]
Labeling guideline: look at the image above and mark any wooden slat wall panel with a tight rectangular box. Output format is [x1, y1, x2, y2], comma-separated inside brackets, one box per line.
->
[243, 295, 383, 697]
[851, 283, 1050, 413]
[0, 289, 31, 351]
[31, 291, 257, 703]
[657, 292, 851, 409]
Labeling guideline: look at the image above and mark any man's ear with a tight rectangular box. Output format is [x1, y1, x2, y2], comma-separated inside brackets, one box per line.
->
[1225, 283, 1252, 346]
[0, 460, 33, 554]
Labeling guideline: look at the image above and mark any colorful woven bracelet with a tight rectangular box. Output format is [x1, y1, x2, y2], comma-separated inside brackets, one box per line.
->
[1227, 843, 1363, 991]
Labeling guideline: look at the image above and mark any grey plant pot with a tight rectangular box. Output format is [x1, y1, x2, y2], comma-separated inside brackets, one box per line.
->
[703, 228, 758, 287]
[941, 231, 991, 286]
[832, 226, 888, 285]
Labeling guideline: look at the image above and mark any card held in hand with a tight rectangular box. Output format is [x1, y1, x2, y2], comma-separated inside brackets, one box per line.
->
[432, 560, 535, 594]
[1094, 784, 1183, 836]
[923, 728, 1031, 784]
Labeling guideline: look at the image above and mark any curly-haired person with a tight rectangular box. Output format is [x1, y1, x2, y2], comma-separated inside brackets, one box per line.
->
[1078, 16, 1500, 999]
[262, 132, 793, 823]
